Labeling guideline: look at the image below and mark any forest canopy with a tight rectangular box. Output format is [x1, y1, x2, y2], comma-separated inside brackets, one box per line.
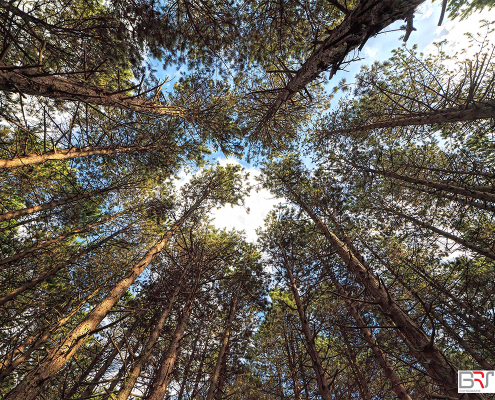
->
[1, 0, 495, 399]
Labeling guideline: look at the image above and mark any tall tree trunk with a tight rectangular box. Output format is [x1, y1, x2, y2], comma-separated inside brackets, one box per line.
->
[279, 177, 459, 397]
[283, 320, 302, 400]
[360, 238, 495, 345]
[64, 341, 111, 399]
[177, 335, 199, 400]
[328, 270, 412, 400]
[0, 57, 188, 120]
[326, 102, 495, 136]
[352, 162, 495, 205]
[282, 262, 331, 400]
[0, 226, 128, 306]
[79, 317, 141, 400]
[205, 286, 240, 400]
[383, 206, 495, 260]
[337, 325, 372, 400]
[115, 266, 190, 400]
[190, 330, 212, 399]
[0, 210, 125, 266]
[4, 194, 206, 400]
[0, 185, 117, 223]
[0, 144, 157, 169]
[0, 291, 99, 381]
[147, 295, 195, 400]
[261, 0, 425, 123]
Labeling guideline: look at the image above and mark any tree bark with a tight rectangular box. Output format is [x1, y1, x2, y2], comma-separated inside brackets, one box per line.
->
[261, 0, 425, 123]
[147, 295, 195, 400]
[205, 286, 240, 400]
[0, 226, 127, 306]
[115, 266, 189, 400]
[0, 65, 189, 119]
[0, 185, 116, 223]
[177, 335, 199, 400]
[326, 102, 495, 136]
[0, 144, 157, 169]
[279, 177, 459, 397]
[383, 206, 495, 260]
[329, 270, 412, 400]
[283, 262, 332, 400]
[4, 193, 206, 400]
[338, 324, 372, 400]
[0, 210, 124, 266]
[352, 163, 495, 205]
[0, 292, 98, 381]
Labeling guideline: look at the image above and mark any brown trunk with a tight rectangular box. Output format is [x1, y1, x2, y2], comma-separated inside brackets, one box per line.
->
[283, 321, 302, 400]
[353, 163, 495, 205]
[0, 62, 188, 120]
[361, 239, 495, 346]
[329, 271, 411, 400]
[280, 178, 459, 397]
[261, 0, 425, 123]
[283, 263, 331, 400]
[147, 295, 195, 400]
[338, 325, 372, 400]
[79, 317, 141, 400]
[4, 194, 205, 400]
[402, 183, 495, 213]
[326, 102, 495, 136]
[177, 335, 199, 400]
[0, 226, 127, 306]
[0, 211, 124, 266]
[0, 185, 116, 223]
[115, 266, 189, 400]
[205, 286, 240, 400]
[0, 144, 157, 169]
[214, 342, 229, 400]
[64, 341, 111, 399]
[384, 206, 495, 260]
[0, 292, 97, 381]
[190, 331, 212, 399]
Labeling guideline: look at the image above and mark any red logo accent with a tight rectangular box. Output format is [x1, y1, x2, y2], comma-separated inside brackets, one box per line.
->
[474, 371, 485, 388]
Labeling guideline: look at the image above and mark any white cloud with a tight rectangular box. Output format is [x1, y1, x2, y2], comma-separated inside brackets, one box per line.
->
[210, 157, 280, 242]
[364, 47, 378, 59]
[423, 10, 495, 59]
[418, 1, 434, 20]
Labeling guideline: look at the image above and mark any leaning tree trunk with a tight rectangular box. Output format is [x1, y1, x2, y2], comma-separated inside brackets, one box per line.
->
[147, 294, 195, 400]
[115, 266, 190, 400]
[0, 291, 98, 382]
[0, 226, 128, 306]
[279, 176, 459, 397]
[261, 0, 425, 124]
[352, 162, 495, 205]
[325, 102, 495, 136]
[338, 324, 372, 400]
[328, 269, 412, 400]
[205, 286, 240, 400]
[0, 144, 157, 169]
[282, 262, 332, 400]
[0, 185, 117, 223]
[0, 210, 125, 266]
[4, 193, 207, 400]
